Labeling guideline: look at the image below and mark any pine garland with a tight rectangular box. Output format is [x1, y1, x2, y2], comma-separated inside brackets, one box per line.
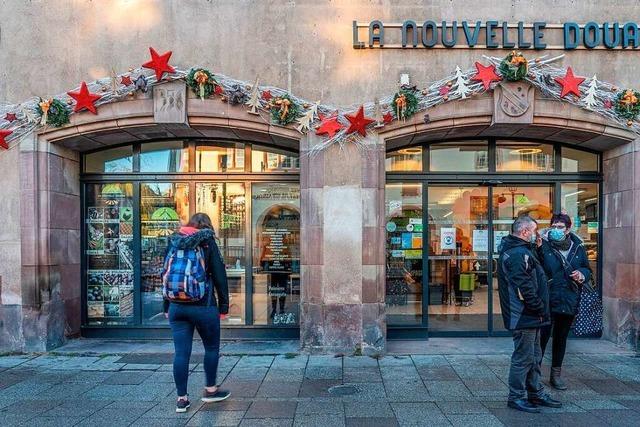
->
[499, 51, 529, 82]
[37, 98, 70, 127]
[186, 68, 216, 100]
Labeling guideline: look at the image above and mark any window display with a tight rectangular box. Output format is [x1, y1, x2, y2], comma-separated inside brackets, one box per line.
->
[252, 183, 300, 325]
[85, 183, 134, 325]
[140, 182, 190, 324]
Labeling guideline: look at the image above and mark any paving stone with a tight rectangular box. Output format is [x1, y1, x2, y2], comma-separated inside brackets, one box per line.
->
[343, 368, 382, 383]
[295, 400, 343, 416]
[575, 398, 631, 410]
[122, 363, 162, 371]
[343, 356, 378, 369]
[489, 408, 556, 427]
[293, 414, 345, 427]
[245, 401, 297, 419]
[344, 401, 394, 418]
[0, 355, 35, 368]
[614, 398, 640, 411]
[390, 402, 450, 426]
[239, 418, 293, 427]
[186, 410, 245, 426]
[73, 407, 149, 427]
[345, 418, 399, 427]
[298, 380, 341, 398]
[424, 381, 472, 398]
[63, 371, 113, 383]
[416, 366, 460, 381]
[582, 379, 638, 395]
[306, 355, 342, 368]
[103, 370, 154, 385]
[384, 379, 431, 402]
[199, 400, 252, 412]
[588, 409, 640, 427]
[263, 369, 304, 383]
[129, 417, 189, 427]
[544, 412, 610, 427]
[380, 367, 422, 382]
[339, 383, 387, 401]
[219, 381, 262, 398]
[436, 401, 490, 414]
[1, 381, 56, 399]
[257, 381, 301, 398]
[304, 366, 342, 380]
[1, 399, 63, 416]
[446, 414, 504, 427]
[142, 399, 205, 419]
[21, 416, 85, 426]
[271, 355, 308, 369]
[84, 384, 139, 399]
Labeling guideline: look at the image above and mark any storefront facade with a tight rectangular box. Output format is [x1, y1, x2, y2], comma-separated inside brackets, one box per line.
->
[0, 1, 639, 354]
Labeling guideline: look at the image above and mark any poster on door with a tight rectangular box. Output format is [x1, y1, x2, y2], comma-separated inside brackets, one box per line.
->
[440, 227, 456, 250]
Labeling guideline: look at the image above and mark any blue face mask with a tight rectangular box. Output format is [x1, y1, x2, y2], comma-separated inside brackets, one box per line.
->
[548, 228, 566, 241]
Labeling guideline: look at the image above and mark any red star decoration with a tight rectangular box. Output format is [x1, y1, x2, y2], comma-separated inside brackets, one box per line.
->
[439, 86, 451, 96]
[142, 47, 175, 81]
[345, 105, 375, 137]
[0, 129, 12, 150]
[67, 81, 102, 114]
[261, 90, 273, 101]
[471, 62, 501, 91]
[555, 67, 585, 98]
[315, 116, 343, 138]
[4, 112, 17, 122]
[383, 112, 394, 124]
[603, 99, 613, 109]
[214, 85, 224, 95]
[120, 75, 133, 86]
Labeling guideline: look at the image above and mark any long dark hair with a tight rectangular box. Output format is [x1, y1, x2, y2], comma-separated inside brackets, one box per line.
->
[186, 212, 213, 230]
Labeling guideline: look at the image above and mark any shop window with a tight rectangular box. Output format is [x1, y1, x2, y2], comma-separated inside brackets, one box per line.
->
[85, 183, 134, 325]
[429, 141, 488, 172]
[85, 146, 133, 173]
[561, 147, 599, 172]
[252, 183, 300, 325]
[196, 182, 247, 325]
[196, 143, 245, 172]
[385, 183, 423, 325]
[140, 182, 190, 324]
[385, 147, 423, 172]
[561, 183, 599, 283]
[252, 146, 299, 172]
[496, 141, 554, 172]
[140, 141, 189, 173]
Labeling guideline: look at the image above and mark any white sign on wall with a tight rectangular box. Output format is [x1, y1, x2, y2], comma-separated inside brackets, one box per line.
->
[440, 227, 456, 250]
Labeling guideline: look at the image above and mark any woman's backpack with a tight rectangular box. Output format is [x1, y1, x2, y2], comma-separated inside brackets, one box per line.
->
[161, 246, 208, 302]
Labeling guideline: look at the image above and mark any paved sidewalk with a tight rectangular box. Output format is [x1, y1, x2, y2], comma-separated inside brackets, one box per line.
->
[1, 339, 639, 426]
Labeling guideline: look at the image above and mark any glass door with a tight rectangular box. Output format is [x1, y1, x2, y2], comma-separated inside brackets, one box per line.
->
[427, 186, 490, 332]
[491, 185, 553, 331]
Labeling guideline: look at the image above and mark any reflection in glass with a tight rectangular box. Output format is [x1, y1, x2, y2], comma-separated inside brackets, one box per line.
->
[196, 182, 247, 325]
[85, 146, 133, 173]
[252, 147, 300, 172]
[492, 185, 553, 331]
[141, 182, 190, 324]
[561, 147, 599, 172]
[252, 183, 300, 325]
[85, 183, 135, 325]
[385, 148, 423, 172]
[196, 143, 244, 172]
[140, 141, 189, 173]
[561, 183, 599, 285]
[427, 187, 489, 331]
[385, 183, 423, 325]
[429, 142, 489, 172]
[496, 141, 554, 172]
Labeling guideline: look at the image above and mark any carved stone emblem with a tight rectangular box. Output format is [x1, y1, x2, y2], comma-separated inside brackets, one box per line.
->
[153, 80, 187, 124]
[493, 82, 534, 125]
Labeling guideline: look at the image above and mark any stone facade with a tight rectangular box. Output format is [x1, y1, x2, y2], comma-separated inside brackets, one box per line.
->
[1, 1, 640, 352]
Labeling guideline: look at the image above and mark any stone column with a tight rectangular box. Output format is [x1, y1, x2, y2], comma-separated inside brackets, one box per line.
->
[0, 133, 81, 352]
[602, 140, 640, 352]
[299, 133, 386, 355]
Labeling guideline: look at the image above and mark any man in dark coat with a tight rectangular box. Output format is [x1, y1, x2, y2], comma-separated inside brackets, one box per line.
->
[497, 215, 561, 413]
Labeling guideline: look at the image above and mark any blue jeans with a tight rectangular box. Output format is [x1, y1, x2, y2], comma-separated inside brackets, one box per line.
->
[508, 328, 545, 402]
[169, 303, 221, 397]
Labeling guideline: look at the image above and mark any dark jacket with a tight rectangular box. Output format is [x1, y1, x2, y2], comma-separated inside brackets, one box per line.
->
[497, 234, 550, 330]
[162, 228, 229, 314]
[537, 232, 592, 316]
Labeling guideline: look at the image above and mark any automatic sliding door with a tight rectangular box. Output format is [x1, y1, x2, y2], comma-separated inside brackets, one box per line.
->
[427, 186, 489, 332]
[491, 185, 553, 331]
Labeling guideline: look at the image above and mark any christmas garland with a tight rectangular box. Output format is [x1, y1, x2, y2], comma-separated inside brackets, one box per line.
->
[614, 89, 640, 121]
[269, 94, 300, 126]
[393, 87, 419, 120]
[499, 51, 529, 82]
[37, 98, 70, 127]
[186, 68, 216, 100]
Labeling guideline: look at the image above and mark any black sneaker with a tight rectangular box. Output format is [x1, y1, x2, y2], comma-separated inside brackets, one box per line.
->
[202, 389, 231, 403]
[176, 397, 191, 413]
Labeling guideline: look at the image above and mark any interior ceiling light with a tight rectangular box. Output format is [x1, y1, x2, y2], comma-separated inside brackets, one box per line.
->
[398, 147, 421, 155]
[510, 148, 543, 155]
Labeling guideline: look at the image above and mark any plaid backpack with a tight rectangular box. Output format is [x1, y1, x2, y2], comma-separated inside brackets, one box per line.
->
[161, 245, 208, 302]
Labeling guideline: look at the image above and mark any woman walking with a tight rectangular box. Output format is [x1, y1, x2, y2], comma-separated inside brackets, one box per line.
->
[162, 213, 230, 412]
[537, 212, 591, 390]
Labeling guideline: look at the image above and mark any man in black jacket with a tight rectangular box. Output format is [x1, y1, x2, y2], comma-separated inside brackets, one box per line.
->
[497, 215, 561, 413]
